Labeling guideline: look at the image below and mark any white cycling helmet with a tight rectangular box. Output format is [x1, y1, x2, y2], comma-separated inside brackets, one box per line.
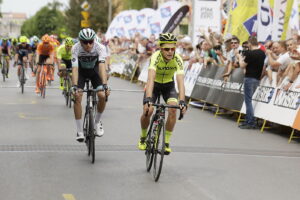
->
[78, 28, 96, 41]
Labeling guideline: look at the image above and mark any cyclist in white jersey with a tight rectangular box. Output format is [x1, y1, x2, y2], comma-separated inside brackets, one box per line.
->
[71, 28, 110, 142]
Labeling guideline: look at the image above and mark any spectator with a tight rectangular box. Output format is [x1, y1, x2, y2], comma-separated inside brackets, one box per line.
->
[238, 36, 266, 129]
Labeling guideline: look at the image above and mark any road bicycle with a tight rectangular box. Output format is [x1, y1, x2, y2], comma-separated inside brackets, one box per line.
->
[82, 79, 108, 163]
[145, 96, 183, 182]
[39, 63, 52, 98]
[60, 68, 73, 108]
[19, 61, 28, 94]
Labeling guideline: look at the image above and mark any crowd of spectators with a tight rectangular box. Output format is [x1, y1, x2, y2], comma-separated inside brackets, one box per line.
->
[96, 29, 300, 90]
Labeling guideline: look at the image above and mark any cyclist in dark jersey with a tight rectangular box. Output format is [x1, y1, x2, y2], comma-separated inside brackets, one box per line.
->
[138, 33, 187, 154]
[0, 38, 12, 78]
[14, 36, 32, 87]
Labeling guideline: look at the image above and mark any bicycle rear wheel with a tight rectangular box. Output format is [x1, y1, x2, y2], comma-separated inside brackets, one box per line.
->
[2, 61, 6, 82]
[89, 110, 95, 163]
[146, 117, 155, 172]
[153, 121, 165, 182]
[67, 78, 72, 108]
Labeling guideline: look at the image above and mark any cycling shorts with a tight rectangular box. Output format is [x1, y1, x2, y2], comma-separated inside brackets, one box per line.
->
[143, 81, 178, 104]
[38, 55, 50, 65]
[78, 67, 102, 90]
[62, 59, 72, 69]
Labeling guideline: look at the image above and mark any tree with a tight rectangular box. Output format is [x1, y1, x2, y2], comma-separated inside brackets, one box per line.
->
[21, 1, 66, 38]
[123, 0, 153, 10]
[65, 0, 121, 37]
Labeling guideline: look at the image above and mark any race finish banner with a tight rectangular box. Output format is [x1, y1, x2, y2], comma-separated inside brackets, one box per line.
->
[163, 5, 190, 33]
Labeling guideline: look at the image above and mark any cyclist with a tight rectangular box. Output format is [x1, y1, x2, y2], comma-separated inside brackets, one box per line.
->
[57, 37, 73, 90]
[138, 33, 187, 154]
[71, 28, 109, 142]
[29, 36, 39, 76]
[0, 38, 12, 78]
[35, 34, 55, 93]
[14, 36, 32, 87]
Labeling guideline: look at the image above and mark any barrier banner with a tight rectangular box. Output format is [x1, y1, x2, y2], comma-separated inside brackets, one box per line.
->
[190, 64, 218, 100]
[138, 58, 150, 83]
[123, 55, 137, 78]
[110, 54, 128, 74]
[219, 68, 245, 111]
[241, 73, 300, 130]
[205, 67, 226, 105]
[183, 62, 203, 97]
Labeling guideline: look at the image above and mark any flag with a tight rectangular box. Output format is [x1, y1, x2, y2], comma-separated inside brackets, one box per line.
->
[257, 0, 273, 42]
[224, 0, 258, 43]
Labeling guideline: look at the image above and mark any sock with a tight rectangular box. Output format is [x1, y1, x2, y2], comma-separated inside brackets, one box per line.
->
[75, 119, 83, 133]
[165, 130, 172, 144]
[141, 128, 147, 138]
[95, 112, 102, 124]
[60, 77, 63, 86]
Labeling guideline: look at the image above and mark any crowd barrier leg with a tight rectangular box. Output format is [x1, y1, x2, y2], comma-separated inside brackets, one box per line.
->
[260, 120, 267, 133]
[288, 129, 299, 143]
[237, 112, 243, 124]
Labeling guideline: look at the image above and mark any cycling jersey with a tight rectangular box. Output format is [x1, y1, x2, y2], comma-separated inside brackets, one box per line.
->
[1, 41, 11, 55]
[57, 45, 72, 60]
[37, 42, 54, 56]
[16, 43, 32, 57]
[71, 42, 107, 69]
[148, 50, 184, 84]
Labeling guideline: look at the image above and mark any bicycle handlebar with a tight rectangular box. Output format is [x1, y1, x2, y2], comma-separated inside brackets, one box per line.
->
[81, 85, 109, 102]
[145, 103, 184, 120]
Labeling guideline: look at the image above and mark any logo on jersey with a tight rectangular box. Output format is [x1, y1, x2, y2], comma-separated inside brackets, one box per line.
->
[72, 58, 76, 62]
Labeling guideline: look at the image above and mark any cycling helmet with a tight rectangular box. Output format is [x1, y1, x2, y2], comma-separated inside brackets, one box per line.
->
[65, 37, 74, 46]
[2, 38, 8, 42]
[42, 34, 51, 43]
[32, 35, 39, 43]
[78, 28, 96, 41]
[158, 33, 177, 45]
[19, 36, 28, 43]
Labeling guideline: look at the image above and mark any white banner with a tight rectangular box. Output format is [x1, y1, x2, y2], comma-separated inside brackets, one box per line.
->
[257, 0, 272, 42]
[136, 8, 156, 38]
[121, 10, 139, 39]
[138, 59, 150, 83]
[192, 0, 221, 45]
[289, 0, 299, 31]
[241, 73, 300, 128]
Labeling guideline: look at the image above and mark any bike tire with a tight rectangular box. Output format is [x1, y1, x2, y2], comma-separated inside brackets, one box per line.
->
[153, 121, 165, 182]
[146, 116, 155, 172]
[89, 109, 95, 163]
[64, 80, 69, 106]
[41, 73, 46, 98]
[21, 68, 24, 94]
[2, 61, 6, 82]
[83, 112, 90, 155]
[68, 78, 72, 108]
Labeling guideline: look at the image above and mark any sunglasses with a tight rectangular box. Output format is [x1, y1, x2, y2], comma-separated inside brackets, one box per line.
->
[162, 47, 176, 52]
[82, 40, 94, 45]
[231, 42, 238, 44]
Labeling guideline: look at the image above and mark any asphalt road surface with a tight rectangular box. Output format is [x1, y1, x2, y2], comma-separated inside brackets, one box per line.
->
[0, 65, 300, 200]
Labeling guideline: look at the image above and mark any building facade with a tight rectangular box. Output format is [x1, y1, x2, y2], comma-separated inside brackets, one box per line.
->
[0, 12, 27, 38]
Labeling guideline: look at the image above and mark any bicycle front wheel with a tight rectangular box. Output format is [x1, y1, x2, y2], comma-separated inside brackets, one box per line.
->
[20, 66, 25, 94]
[83, 112, 90, 155]
[153, 121, 165, 182]
[2, 61, 7, 82]
[89, 109, 95, 163]
[41, 72, 46, 98]
[146, 117, 155, 172]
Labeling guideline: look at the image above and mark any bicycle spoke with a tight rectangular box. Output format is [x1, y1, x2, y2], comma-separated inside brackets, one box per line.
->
[153, 122, 165, 182]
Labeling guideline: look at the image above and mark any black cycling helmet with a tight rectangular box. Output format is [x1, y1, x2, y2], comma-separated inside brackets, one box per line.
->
[158, 33, 177, 45]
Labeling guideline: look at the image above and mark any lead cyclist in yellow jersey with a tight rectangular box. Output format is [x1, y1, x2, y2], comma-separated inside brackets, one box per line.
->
[57, 37, 73, 90]
[138, 33, 187, 154]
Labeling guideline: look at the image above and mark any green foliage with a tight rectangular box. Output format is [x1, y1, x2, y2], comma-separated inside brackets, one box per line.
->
[21, 1, 67, 39]
[65, 0, 122, 37]
[123, 0, 153, 10]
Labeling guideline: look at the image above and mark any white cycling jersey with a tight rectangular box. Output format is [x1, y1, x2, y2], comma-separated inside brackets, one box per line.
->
[71, 42, 107, 69]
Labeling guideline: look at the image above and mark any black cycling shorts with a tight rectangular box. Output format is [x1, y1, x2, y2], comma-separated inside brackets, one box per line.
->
[18, 49, 29, 61]
[62, 59, 72, 69]
[78, 67, 102, 90]
[38, 55, 50, 65]
[143, 81, 178, 104]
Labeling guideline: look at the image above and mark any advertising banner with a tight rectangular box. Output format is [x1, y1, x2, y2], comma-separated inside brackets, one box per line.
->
[138, 58, 150, 83]
[257, 0, 273, 42]
[184, 62, 203, 97]
[136, 8, 156, 38]
[271, 0, 294, 41]
[192, 0, 221, 45]
[163, 5, 190, 33]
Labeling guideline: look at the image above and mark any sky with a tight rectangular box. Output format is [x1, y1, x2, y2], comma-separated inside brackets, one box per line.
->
[1, 0, 69, 17]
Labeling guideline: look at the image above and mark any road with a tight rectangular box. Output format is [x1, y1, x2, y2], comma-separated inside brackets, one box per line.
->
[0, 65, 300, 200]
